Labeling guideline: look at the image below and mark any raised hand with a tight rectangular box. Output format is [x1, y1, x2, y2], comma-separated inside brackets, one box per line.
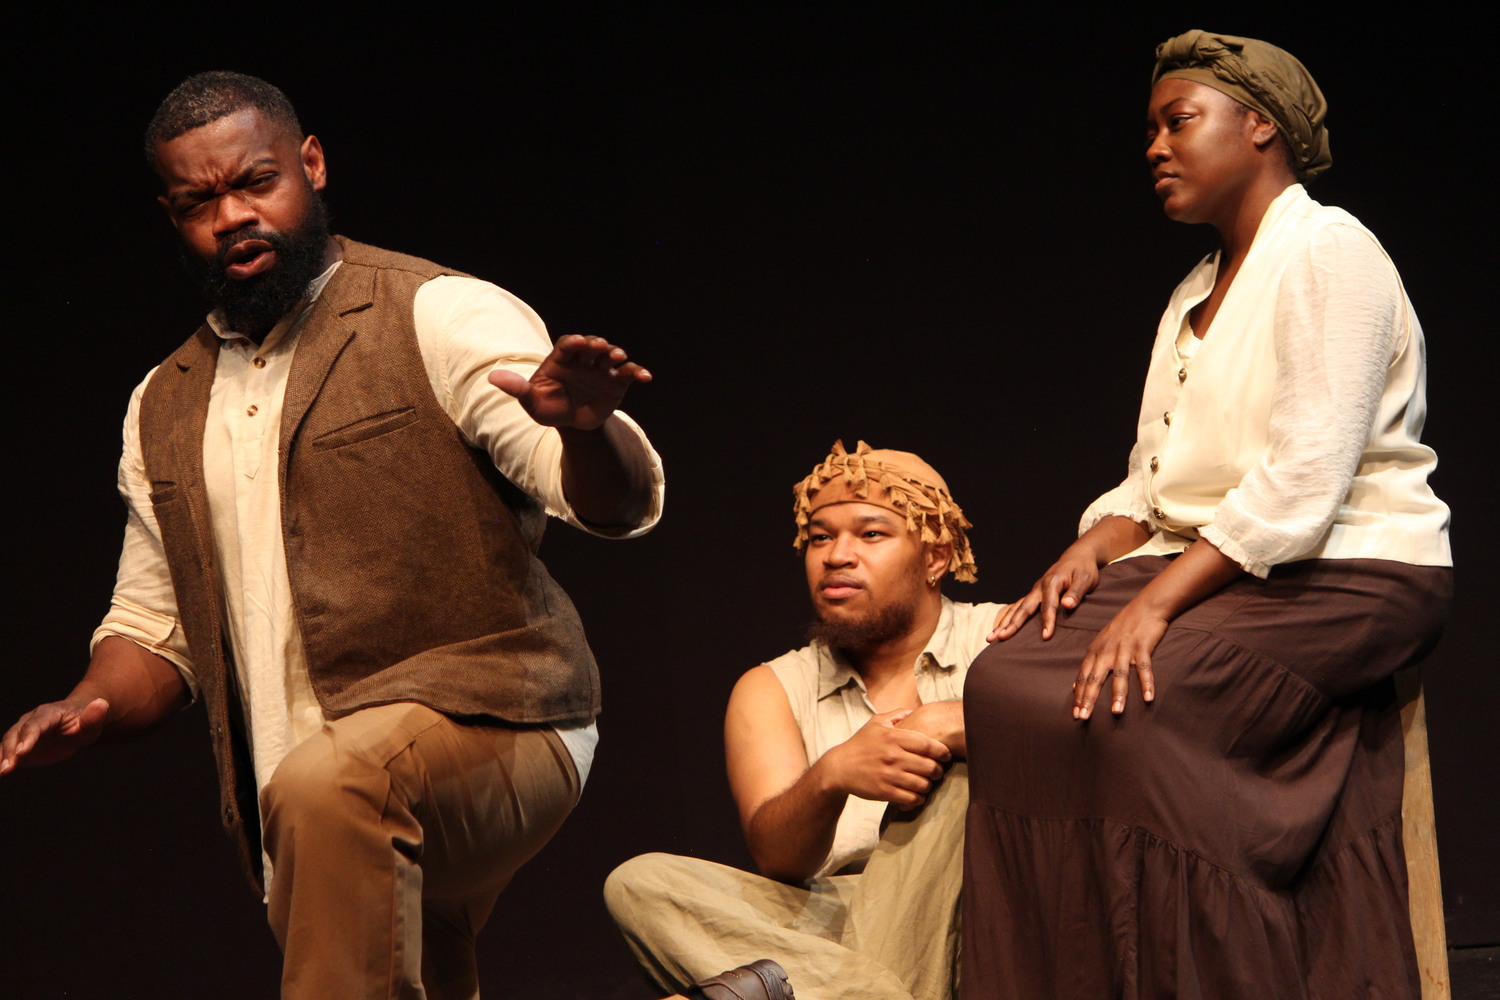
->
[488, 334, 651, 431]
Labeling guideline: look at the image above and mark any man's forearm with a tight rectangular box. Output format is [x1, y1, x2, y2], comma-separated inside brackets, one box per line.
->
[743, 759, 847, 884]
[76, 635, 190, 738]
[558, 419, 654, 528]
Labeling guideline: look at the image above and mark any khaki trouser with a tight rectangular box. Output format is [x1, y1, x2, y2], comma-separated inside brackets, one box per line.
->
[604, 764, 968, 1000]
[260, 702, 580, 1000]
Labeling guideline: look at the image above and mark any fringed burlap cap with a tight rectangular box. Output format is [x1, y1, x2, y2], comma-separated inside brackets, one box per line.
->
[1153, 29, 1331, 182]
[792, 440, 977, 583]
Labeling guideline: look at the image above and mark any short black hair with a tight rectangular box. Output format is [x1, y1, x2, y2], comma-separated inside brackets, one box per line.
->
[144, 71, 302, 169]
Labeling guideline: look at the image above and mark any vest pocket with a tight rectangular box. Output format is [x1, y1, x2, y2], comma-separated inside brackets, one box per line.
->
[310, 407, 418, 451]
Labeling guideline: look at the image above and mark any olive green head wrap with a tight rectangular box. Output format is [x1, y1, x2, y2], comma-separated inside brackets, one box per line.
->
[1153, 30, 1331, 182]
[792, 440, 978, 583]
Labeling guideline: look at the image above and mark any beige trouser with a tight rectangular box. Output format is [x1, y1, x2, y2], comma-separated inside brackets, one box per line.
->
[604, 764, 968, 1000]
[260, 702, 580, 1000]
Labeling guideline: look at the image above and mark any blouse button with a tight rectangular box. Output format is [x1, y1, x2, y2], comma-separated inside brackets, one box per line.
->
[246, 404, 258, 417]
[1177, 367, 1188, 383]
[253, 357, 267, 369]
[1162, 411, 1172, 426]
[1149, 456, 1159, 472]
[1152, 506, 1166, 520]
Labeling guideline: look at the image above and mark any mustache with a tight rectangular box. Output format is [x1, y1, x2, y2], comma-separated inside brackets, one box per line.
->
[212, 228, 287, 271]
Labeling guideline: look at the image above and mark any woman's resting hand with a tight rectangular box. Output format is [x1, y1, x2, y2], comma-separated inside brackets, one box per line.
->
[991, 516, 1152, 642]
[1072, 602, 1166, 720]
[1072, 538, 1246, 719]
[990, 547, 1102, 641]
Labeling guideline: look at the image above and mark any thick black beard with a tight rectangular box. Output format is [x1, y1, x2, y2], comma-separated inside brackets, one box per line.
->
[181, 190, 332, 339]
[806, 594, 920, 655]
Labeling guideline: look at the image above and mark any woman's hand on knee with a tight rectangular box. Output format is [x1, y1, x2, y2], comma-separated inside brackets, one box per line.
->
[991, 551, 1101, 642]
[1072, 605, 1167, 720]
[992, 518, 1152, 643]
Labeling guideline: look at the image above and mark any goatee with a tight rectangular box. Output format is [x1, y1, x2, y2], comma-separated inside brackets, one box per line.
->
[181, 189, 332, 339]
[806, 597, 919, 654]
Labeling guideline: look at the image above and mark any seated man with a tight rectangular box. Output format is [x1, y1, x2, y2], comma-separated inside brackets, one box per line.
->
[606, 441, 1002, 1000]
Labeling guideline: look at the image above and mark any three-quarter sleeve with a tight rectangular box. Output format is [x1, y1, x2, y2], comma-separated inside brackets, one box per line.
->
[91, 372, 199, 698]
[412, 275, 664, 538]
[1200, 225, 1405, 576]
[1079, 443, 1154, 537]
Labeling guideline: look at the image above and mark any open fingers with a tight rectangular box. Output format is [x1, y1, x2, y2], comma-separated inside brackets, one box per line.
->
[552, 336, 653, 382]
[1039, 575, 1067, 639]
[1074, 649, 1155, 720]
[1109, 659, 1131, 716]
[0, 707, 59, 774]
[1073, 646, 1125, 720]
[1135, 657, 1156, 705]
[610, 360, 653, 383]
[1073, 653, 1102, 720]
[990, 590, 1040, 640]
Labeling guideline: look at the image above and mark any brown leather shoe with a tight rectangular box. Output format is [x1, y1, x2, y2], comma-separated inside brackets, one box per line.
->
[685, 959, 795, 1000]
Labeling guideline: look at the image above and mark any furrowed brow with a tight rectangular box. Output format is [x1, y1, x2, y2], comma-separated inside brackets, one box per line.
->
[167, 158, 278, 207]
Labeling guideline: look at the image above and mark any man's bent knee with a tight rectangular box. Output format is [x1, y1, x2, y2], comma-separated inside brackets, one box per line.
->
[604, 852, 687, 920]
[260, 728, 393, 839]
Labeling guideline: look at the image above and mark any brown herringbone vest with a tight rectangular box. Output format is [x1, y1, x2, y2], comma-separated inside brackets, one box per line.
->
[138, 238, 600, 888]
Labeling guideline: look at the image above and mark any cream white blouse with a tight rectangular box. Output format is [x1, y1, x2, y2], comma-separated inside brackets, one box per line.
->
[1083, 185, 1451, 577]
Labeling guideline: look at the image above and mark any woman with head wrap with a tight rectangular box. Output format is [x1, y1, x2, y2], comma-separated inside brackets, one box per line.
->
[961, 31, 1451, 1000]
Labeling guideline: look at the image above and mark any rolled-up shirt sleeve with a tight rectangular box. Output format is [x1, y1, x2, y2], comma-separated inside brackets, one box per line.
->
[413, 275, 664, 538]
[91, 371, 199, 698]
[1200, 225, 1405, 576]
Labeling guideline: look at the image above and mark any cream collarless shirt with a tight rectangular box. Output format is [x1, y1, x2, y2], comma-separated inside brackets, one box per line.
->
[96, 265, 664, 820]
[1083, 185, 1451, 577]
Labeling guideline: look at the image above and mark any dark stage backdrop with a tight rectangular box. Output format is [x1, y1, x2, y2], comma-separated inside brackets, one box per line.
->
[4, 8, 1493, 998]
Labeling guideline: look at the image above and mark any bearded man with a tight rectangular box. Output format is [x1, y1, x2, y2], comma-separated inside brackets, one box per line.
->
[0, 71, 663, 999]
[605, 441, 1003, 1000]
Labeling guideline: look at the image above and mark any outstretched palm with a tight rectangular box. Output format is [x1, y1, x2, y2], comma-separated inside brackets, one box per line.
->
[488, 334, 651, 430]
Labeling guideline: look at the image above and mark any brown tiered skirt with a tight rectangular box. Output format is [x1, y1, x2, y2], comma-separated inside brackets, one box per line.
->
[961, 556, 1451, 1000]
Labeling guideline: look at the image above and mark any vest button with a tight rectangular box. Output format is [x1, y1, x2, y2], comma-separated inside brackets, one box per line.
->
[1149, 456, 1159, 472]
[1177, 367, 1188, 383]
[252, 357, 267, 369]
[246, 405, 258, 417]
[1152, 506, 1166, 520]
[1162, 411, 1172, 426]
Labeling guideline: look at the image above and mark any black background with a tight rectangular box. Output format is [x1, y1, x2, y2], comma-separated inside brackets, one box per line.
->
[3, 6, 1494, 997]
